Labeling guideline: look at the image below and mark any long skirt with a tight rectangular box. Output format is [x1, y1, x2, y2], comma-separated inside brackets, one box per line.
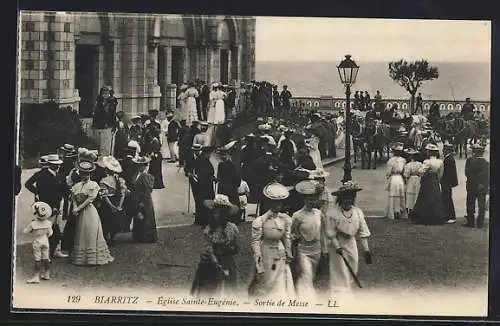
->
[149, 154, 165, 189]
[405, 175, 421, 210]
[89, 128, 113, 156]
[186, 97, 199, 127]
[410, 173, 446, 225]
[71, 203, 113, 265]
[327, 236, 358, 300]
[132, 197, 158, 243]
[296, 249, 321, 298]
[387, 174, 406, 219]
[61, 214, 77, 254]
[191, 254, 237, 297]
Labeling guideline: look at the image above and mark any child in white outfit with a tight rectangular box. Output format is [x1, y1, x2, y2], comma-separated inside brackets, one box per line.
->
[237, 180, 250, 222]
[23, 201, 54, 283]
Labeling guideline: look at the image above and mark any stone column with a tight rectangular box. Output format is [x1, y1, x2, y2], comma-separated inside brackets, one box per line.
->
[207, 42, 221, 84]
[120, 22, 138, 115]
[104, 35, 121, 99]
[227, 47, 232, 84]
[147, 36, 161, 110]
[182, 47, 190, 83]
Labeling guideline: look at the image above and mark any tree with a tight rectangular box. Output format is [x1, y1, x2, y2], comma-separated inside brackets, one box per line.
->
[388, 59, 439, 114]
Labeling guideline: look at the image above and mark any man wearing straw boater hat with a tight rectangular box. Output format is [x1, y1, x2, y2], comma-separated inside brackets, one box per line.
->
[440, 141, 459, 224]
[24, 154, 67, 259]
[58, 144, 78, 225]
[464, 143, 489, 228]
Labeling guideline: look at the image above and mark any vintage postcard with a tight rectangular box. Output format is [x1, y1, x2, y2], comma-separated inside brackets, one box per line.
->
[12, 11, 491, 317]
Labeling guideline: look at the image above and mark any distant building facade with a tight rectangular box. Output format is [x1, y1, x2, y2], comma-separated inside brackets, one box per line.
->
[19, 11, 256, 117]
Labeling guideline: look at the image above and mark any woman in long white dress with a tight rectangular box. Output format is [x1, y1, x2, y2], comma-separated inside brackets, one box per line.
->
[213, 84, 226, 124]
[386, 142, 407, 220]
[185, 82, 199, 127]
[291, 180, 324, 299]
[177, 85, 188, 122]
[207, 84, 226, 146]
[71, 161, 114, 266]
[403, 148, 423, 215]
[324, 181, 372, 298]
[305, 128, 323, 169]
[248, 182, 295, 299]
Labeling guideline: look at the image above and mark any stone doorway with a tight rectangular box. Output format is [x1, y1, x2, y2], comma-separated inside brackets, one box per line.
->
[220, 49, 229, 84]
[75, 44, 99, 118]
[171, 46, 184, 87]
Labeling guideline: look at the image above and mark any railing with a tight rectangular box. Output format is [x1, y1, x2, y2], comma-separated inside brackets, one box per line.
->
[290, 96, 491, 116]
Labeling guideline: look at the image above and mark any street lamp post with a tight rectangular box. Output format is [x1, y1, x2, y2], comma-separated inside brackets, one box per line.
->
[337, 55, 360, 183]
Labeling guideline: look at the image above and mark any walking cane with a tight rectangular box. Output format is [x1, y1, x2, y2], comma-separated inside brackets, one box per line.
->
[187, 179, 191, 214]
[339, 253, 363, 289]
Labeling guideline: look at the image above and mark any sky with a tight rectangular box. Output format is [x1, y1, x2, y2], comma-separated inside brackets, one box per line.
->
[255, 17, 491, 63]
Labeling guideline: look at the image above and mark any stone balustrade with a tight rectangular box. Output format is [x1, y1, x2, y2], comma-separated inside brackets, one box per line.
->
[290, 96, 491, 116]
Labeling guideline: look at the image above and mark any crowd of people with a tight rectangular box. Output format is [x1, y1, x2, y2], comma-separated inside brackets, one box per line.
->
[17, 78, 490, 303]
[384, 138, 489, 227]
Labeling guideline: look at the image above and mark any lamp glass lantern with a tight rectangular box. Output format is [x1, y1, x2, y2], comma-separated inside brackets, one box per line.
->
[337, 55, 359, 86]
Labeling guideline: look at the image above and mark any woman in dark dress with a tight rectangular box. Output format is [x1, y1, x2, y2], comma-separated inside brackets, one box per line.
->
[112, 111, 129, 160]
[148, 137, 165, 189]
[130, 156, 158, 243]
[410, 144, 447, 225]
[97, 156, 129, 246]
[191, 195, 240, 297]
[216, 141, 241, 220]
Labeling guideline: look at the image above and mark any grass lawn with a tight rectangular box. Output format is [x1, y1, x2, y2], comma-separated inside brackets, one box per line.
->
[14, 217, 488, 294]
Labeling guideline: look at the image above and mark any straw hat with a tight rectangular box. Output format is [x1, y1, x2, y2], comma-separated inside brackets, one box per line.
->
[245, 133, 256, 138]
[31, 201, 52, 220]
[191, 144, 203, 152]
[131, 115, 142, 121]
[471, 143, 485, 153]
[60, 144, 78, 157]
[45, 154, 63, 165]
[77, 160, 96, 174]
[443, 140, 455, 150]
[295, 180, 322, 196]
[203, 194, 239, 215]
[425, 143, 439, 151]
[132, 156, 151, 165]
[38, 155, 49, 165]
[258, 124, 272, 131]
[331, 181, 363, 196]
[263, 182, 290, 200]
[308, 168, 330, 179]
[404, 148, 420, 155]
[219, 140, 237, 152]
[103, 156, 123, 173]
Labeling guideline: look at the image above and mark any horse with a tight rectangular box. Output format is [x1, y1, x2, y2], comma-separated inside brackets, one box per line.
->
[351, 117, 368, 169]
[363, 119, 391, 169]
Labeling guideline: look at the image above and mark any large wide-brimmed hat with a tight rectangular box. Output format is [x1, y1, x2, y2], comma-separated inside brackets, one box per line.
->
[263, 182, 290, 200]
[331, 181, 363, 196]
[131, 115, 142, 121]
[103, 156, 123, 173]
[295, 180, 322, 196]
[199, 121, 209, 127]
[425, 143, 439, 151]
[31, 201, 52, 220]
[132, 156, 151, 165]
[77, 160, 96, 174]
[203, 194, 239, 215]
[471, 143, 485, 153]
[45, 154, 63, 165]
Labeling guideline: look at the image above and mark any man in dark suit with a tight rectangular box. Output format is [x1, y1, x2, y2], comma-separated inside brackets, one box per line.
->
[199, 82, 210, 121]
[24, 154, 66, 258]
[464, 144, 490, 228]
[441, 142, 459, 224]
[190, 145, 215, 226]
[164, 112, 181, 163]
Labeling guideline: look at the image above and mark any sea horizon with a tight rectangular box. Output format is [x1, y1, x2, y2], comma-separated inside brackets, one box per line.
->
[255, 60, 491, 101]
